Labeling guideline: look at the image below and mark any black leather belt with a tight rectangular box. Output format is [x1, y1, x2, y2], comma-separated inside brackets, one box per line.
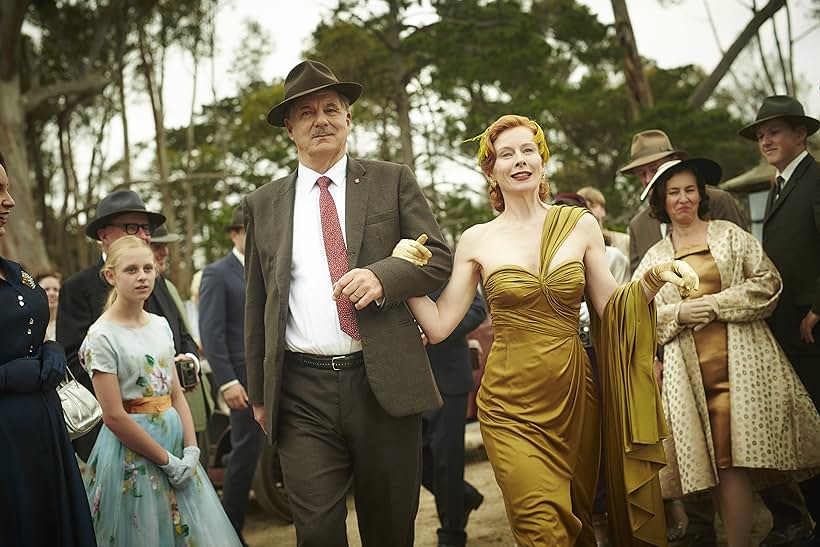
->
[285, 351, 364, 371]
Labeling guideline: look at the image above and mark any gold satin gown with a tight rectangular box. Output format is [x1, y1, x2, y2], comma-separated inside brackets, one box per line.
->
[478, 206, 667, 546]
[675, 244, 731, 468]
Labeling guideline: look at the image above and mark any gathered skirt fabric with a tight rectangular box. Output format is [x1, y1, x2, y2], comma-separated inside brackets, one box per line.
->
[83, 407, 241, 547]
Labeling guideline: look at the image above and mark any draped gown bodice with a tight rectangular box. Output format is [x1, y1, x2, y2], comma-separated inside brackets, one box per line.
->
[479, 206, 592, 469]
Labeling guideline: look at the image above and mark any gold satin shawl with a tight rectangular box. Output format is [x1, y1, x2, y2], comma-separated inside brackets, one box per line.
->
[591, 281, 668, 546]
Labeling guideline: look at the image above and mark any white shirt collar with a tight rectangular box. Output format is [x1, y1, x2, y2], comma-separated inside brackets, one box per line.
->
[231, 247, 244, 267]
[776, 149, 808, 185]
[296, 155, 348, 191]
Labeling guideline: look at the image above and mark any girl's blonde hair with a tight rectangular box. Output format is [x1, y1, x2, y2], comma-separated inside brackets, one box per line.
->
[101, 235, 154, 310]
[470, 114, 551, 212]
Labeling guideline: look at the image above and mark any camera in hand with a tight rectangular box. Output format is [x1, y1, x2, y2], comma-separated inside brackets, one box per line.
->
[175, 358, 199, 390]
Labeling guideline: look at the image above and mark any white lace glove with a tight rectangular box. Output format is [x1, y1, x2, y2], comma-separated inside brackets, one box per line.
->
[175, 446, 200, 486]
[159, 451, 190, 487]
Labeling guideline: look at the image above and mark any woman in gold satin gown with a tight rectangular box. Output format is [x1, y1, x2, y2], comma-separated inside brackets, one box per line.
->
[634, 158, 820, 547]
[390, 115, 697, 546]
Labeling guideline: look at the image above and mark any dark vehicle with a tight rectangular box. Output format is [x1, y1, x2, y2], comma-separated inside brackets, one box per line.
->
[204, 378, 292, 523]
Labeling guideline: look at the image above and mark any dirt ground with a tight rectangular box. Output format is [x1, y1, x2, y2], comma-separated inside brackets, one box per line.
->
[244, 445, 772, 547]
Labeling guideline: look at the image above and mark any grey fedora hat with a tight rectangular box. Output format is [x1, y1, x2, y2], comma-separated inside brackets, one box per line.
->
[224, 206, 245, 233]
[739, 95, 820, 141]
[85, 190, 165, 240]
[266, 60, 363, 127]
[150, 224, 181, 244]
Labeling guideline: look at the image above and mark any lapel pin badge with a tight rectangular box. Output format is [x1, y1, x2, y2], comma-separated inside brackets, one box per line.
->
[354, 178, 361, 184]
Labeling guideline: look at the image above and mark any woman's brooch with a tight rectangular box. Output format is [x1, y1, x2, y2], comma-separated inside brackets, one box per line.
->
[21, 270, 36, 290]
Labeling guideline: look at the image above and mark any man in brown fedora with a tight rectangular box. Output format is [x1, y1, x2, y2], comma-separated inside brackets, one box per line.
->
[620, 129, 748, 272]
[198, 206, 262, 545]
[741, 94, 820, 546]
[243, 60, 451, 546]
[620, 130, 747, 547]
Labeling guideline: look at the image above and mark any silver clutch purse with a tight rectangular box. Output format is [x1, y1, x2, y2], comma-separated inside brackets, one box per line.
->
[57, 367, 102, 439]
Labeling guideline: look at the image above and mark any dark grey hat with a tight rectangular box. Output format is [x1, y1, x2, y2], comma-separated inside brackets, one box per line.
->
[224, 206, 245, 233]
[739, 95, 820, 141]
[266, 60, 363, 127]
[85, 190, 165, 240]
[150, 224, 181, 244]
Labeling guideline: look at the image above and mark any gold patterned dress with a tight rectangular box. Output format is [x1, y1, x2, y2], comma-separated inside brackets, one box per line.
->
[478, 205, 667, 546]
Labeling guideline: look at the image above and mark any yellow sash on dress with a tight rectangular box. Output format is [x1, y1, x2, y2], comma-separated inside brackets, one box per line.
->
[123, 395, 172, 414]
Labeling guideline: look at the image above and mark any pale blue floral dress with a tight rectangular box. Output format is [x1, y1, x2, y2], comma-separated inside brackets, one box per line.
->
[80, 314, 241, 547]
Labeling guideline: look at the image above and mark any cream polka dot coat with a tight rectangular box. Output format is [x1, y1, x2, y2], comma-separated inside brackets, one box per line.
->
[634, 220, 820, 497]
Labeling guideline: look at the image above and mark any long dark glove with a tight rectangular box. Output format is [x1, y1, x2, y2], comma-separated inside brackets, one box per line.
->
[0, 355, 42, 393]
[40, 341, 68, 390]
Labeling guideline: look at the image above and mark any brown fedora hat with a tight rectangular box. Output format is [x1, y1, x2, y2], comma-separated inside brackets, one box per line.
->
[267, 60, 363, 127]
[619, 130, 683, 173]
[738, 95, 820, 141]
[85, 190, 165, 240]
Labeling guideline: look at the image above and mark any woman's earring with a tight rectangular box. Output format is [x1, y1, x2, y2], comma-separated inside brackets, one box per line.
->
[489, 178, 497, 188]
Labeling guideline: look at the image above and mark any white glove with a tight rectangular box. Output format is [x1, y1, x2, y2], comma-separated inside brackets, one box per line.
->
[175, 445, 200, 486]
[159, 451, 190, 487]
[579, 301, 590, 325]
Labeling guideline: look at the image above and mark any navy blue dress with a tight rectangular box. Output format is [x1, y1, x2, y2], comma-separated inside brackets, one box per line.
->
[0, 257, 95, 547]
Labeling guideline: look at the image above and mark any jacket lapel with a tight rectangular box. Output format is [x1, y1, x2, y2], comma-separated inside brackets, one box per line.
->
[344, 158, 369, 269]
[764, 154, 812, 224]
[272, 172, 297, 288]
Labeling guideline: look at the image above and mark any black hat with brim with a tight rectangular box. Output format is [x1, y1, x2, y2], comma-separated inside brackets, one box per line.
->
[85, 189, 165, 240]
[641, 158, 722, 202]
[266, 60, 363, 127]
[739, 95, 820, 141]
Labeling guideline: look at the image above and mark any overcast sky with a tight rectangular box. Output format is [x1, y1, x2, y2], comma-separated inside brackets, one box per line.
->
[125, 0, 820, 176]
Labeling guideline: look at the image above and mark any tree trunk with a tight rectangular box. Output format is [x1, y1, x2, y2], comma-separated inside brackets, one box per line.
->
[386, 0, 415, 170]
[0, 76, 50, 270]
[611, 0, 653, 118]
[138, 28, 176, 239]
[688, 0, 786, 110]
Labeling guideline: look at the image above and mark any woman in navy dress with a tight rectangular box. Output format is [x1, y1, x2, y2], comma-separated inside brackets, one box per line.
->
[0, 152, 95, 546]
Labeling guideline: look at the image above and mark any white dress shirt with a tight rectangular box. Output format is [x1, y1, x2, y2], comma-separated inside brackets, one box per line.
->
[285, 155, 363, 356]
[776, 149, 808, 189]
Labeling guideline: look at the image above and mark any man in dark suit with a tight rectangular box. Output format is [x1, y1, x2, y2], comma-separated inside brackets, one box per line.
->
[741, 95, 820, 546]
[422, 287, 486, 547]
[243, 60, 452, 546]
[620, 131, 749, 547]
[199, 207, 262, 546]
[57, 190, 200, 460]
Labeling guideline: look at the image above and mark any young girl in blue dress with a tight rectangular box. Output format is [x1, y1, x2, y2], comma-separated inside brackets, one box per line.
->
[80, 235, 241, 546]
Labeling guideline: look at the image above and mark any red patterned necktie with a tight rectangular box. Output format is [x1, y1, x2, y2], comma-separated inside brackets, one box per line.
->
[317, 176, 361, 340]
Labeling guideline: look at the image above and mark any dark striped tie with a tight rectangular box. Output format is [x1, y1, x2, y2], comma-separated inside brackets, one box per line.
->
[774, 175, 785, 201]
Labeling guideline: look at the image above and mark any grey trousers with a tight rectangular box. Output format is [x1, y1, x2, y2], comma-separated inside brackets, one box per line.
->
[277, 358, 423, 547]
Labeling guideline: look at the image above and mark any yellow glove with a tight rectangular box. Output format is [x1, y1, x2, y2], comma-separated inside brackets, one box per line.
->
[642, 259, 699, 298]
[392, 234, 432, 266]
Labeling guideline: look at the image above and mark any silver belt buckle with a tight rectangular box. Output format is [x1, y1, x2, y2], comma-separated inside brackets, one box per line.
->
[331, 356, 344, 371]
